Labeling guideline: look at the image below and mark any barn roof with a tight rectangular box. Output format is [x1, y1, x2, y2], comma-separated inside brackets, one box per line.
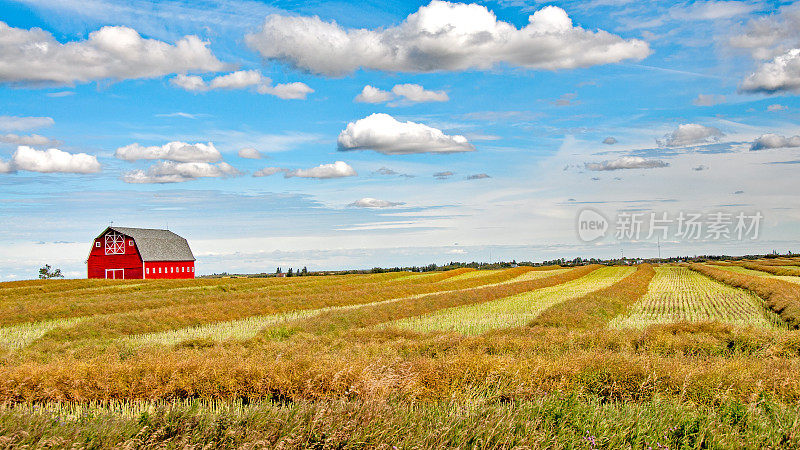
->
[103, 227, 195, 262]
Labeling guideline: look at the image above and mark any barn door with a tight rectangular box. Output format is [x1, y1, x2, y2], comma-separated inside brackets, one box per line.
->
[105, 269, 124, 279]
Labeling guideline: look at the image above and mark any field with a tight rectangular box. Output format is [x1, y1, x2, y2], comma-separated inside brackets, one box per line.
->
[2, 261, 800, 447]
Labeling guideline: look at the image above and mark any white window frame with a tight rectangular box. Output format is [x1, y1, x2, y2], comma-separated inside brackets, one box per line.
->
[95, 242, 100, 248]
[129, 240, 134, 246]
[105, 231, 125, 255]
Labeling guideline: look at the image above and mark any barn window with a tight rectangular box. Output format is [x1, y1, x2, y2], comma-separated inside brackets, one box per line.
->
[171, 267, 174, 273]
[129, 240, 134, 246]
[146, 268, 149, 274]
[158, 268, 161, 274]
[104, 231, 125, 255]
[95, 242, 100, 248]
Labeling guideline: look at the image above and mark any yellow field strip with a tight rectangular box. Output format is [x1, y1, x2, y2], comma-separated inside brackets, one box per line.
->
[609, 266, 785, 330]
[0, 317, 87, 350]
[388, 266, 634, 335]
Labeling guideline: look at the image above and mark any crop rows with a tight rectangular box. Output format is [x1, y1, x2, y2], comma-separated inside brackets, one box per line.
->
[715, 265, 800, 285]
[609, 266, 785, 330]
[390, 266, 633, 335]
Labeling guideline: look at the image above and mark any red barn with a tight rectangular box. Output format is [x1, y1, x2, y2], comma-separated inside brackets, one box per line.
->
[87, 227, 195, 279]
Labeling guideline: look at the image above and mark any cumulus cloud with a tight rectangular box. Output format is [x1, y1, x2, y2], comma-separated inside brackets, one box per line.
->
[2, 146, 101, 174]
[338, 113, 475, 155]
[750, 133, 800, 150]
[355, 85, 394, 103]
[0, 22, 225, 84]
[693, 94, 726, 106]
[0, 134, 59, 147]
[245, 2, 650, 76]
[391, 84, 449, 103]
[253, 167, 284, 177]
[585, 156, 669, 171]
[122, 161, 240, 183]
[729, 3, 800, 60]
[740, 48, 800, 94]
[285, 161, 357, 179]
[0, 115, 53, 131]
[115, 141, 221, 163]
[693, 165, 709, 171]
[238, 147, 263, 159]
[657, 123, 724, 147]
[466, 173, 491, 180]
[172, 70, 313, 99]
[768, 104, 788, 111]
[602, 137, 618, 145]
[355, 84, 448, 104]
[373, 166, 415, 178]
[348, 198, 405, 208]
[434, 171, 455, 179]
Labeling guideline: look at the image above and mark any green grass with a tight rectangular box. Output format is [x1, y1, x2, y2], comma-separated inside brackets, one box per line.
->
[389, 266, 634, 334]
[1, 396, 798, 448]
[609, 266, 785, 330]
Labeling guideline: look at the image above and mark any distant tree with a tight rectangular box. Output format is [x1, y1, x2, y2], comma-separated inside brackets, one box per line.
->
[302, 266, 308, 275]
[38, 264, 63, 279]
[276, 267, 282, 274]
[287, 268, 293, 277]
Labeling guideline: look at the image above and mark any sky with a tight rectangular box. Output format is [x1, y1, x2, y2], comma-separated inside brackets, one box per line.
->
[1, 0, 800, 279]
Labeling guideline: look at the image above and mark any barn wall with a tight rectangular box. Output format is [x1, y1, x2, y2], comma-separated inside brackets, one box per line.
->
[144, 261, 195, 279]
[87, 232, 144, 279]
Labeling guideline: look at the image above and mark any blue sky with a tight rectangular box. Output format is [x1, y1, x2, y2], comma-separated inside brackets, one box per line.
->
[1, 0, 799, 279]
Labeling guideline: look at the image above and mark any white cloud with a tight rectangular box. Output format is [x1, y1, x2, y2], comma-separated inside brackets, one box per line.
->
[750, 133, 800, 150]
[355, 83, 448, 104]
[0, 134, 59, 147]
[238, 147, 262, 159]
[434, 171, 455, 179]
[729, 3, 800, 60]
[657, 123, 724, 147]
[122, 161, 240, 183]
[693, 165, 709, 171]
[602, 137, 618, 145]
[349, 198, 405, 208]
[0, 115, 53, 131]
[466, 173, 491, 180]
[693, 94, 726, 106]
[768, 104, 788, 111]
[171, 70, 313, 99]
[285, 161, 357, 179]
[337, 113, 475, 155]
[585, 156, 669, 171]
[391, 84, 449, 103]
[253, 167, 284, 177]
[0, 22, 225, 84]
[257, 81, 314, 99]
[0, 160, 12, 174]
[355, 85, 393, 103]
[115, 141, 221, 163]
[740, 48, 800, 94]
[6, 146, 101, 173]
[670, 1, 757, 21]
[245, 2, 650, 76]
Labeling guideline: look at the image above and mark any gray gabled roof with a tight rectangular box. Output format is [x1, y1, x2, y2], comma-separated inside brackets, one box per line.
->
[101, 227, 195, 262]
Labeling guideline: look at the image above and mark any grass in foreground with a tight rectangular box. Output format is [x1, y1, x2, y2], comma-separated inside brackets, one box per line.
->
[389, 266, 633, 334]
[609, 266, 785, 330]
[0, 396, 798, 448]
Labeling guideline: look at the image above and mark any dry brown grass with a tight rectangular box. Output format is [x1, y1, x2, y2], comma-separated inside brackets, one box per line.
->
[530, 264, 655, 328]
[688, 263, 800, 329]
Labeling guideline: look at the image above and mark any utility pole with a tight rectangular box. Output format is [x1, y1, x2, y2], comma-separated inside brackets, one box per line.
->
[657, 236, 661, 259]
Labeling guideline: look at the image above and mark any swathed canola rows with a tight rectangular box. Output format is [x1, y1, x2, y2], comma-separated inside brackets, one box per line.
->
[609, 266, 785, 330]
[715, 265, 800, 285]
[390, 266, 633, 335]
[130, 267, 571, 346]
